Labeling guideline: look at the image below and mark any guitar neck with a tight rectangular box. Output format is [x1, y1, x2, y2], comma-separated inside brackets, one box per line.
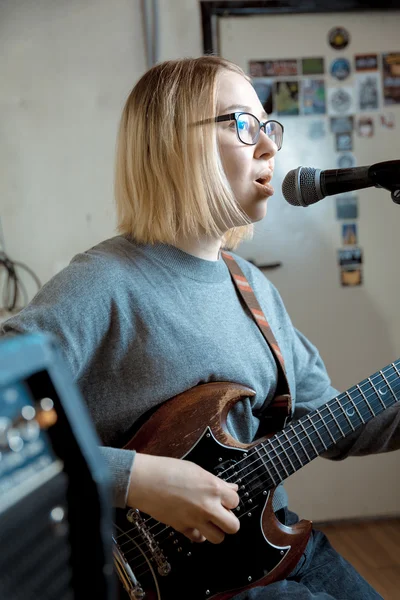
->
[248, 359, 400, 490]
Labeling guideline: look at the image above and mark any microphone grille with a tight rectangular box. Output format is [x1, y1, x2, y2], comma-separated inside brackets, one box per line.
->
[281, 169, 299, 206]
[282, 167, 323, 207]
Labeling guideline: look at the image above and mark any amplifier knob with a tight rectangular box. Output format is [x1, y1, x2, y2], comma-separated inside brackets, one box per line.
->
[7, 428, 24, 452]
[0, 417, 12, 450]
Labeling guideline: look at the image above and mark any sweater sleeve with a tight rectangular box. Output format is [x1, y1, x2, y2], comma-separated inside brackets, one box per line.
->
[0, 253, 135, 508]
[291, 328, 400, 460]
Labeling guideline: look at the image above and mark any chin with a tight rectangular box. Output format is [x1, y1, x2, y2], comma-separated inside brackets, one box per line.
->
[246, 203, 268, 223]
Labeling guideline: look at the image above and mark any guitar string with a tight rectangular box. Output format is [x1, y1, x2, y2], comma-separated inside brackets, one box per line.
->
[116, 373, 400, 575]
[119, 376, 399, 568]
[115, 365, 400, 556]
[114, 522, 162, 596]
[117, 386, 400, 570]
[219, 363, 400, 483]
[222, 371, 400, 493]
[114, 366, 397, 564]
[116, 365, 400, 552]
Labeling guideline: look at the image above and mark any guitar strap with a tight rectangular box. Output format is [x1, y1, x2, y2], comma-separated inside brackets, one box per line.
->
[221, 251, 292, 431]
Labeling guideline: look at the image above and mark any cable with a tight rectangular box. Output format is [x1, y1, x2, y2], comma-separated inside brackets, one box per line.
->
[0, 251, 41, 312]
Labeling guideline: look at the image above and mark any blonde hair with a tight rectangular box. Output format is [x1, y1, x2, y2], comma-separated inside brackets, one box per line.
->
[114, 56, 253, 249]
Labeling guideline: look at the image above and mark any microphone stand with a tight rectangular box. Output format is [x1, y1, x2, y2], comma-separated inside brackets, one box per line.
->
[368, 160, 400, 204]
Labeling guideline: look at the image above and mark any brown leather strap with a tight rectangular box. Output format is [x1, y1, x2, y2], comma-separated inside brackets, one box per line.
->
[222, 251, 292, 425]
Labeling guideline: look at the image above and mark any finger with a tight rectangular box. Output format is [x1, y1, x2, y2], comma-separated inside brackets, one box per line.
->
[182, 528, 207, 543]
[226, 482, 239, 490]
[211, 507, 240, 535]
[199, 521, 225, 544]
[221, 487, 240, 510]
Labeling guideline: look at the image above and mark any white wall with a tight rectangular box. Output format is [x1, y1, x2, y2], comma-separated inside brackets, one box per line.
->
[1, 1, 399, 521]
[219, 11, 400, 522]
[0, 0, 202, 294]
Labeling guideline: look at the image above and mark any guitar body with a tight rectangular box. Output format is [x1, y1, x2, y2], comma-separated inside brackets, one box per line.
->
[114, 382, 312, 599]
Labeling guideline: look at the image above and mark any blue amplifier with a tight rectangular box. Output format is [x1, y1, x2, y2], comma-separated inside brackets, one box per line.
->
[0, 333, 115, 600]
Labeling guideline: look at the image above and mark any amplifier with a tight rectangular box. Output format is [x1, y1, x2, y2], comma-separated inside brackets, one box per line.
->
[0, 333, 116, 600]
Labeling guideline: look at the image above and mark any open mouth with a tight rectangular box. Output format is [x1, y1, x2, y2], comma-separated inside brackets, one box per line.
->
[255, 177, 271, 185]
[254, 176, 274, 196]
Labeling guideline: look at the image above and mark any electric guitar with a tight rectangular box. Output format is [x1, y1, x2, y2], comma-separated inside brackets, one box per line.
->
[113, 359, 400, 599]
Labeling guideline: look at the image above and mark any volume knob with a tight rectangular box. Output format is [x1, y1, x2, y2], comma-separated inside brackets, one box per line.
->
[0, 417, 12, 450]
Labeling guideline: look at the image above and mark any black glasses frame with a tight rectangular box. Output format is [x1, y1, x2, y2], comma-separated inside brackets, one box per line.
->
[195, 112, 284, 149]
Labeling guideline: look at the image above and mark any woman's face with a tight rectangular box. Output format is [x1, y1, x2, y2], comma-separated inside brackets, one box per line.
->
[216, 70, 278, 223]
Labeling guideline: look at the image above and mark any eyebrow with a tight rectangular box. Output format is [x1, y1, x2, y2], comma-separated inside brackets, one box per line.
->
[220, 104, 268, 120]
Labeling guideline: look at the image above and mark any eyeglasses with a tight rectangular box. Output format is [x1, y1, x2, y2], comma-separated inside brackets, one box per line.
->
[194, 112, 284, 149]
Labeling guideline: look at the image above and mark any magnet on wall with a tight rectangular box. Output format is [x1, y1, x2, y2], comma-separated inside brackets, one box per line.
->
[302, 79, 326, 115]
[336, 195, 358, 219]
[248, 61, 265, 77]
[330, 116, 354, 134]
[382, 53, 400, 105]
[335, 132, 353, 151]
[342, 223, 358, 245]
[381, 113, 396, 128]
[249, 59, 299, 77]
[338, 247, 363, 266]
[328, 27, 350, 50]
[253, 78, 274, 115]
[302, 57, 325, 75]
[328, 87, 355, 116]
[330, 58, 351, 81]
[338, 247, 363, 287]
[355, 54, 378, 71]
[276, 81, 300, 116]
[356, 72, 381, 111]
[337, 153, 356, 169]
[340, 268, 362, 287]
[357, 116, 374, 137]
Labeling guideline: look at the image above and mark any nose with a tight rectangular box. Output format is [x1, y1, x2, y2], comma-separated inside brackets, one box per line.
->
[254, 129, 277, 160]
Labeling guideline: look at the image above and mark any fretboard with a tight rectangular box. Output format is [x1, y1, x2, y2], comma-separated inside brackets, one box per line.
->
[235, 359, 400, 493]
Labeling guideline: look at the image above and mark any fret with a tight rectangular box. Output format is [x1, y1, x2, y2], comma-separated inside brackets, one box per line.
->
[306, 415, 327, 450]
[366, 380, 378, 416]
[319, 404, 341, 442]
[338, 400, 356, 432]
[393, 362, 400, 379]
[260, 442, 282, 484]
[356, 383, 375, 417]
[347, 391, 365, 424]
[247, 361, 400, 491]
[356, 383, 377, 421]
[315, 408, 336, 445]
[247, 448, 274, 494]
[281, 430, 302, 470]
[298, 420, 318, 458]
[326, 403, 345, 437]
[379, 369, 396, 403]
[275, 432, 297, 473]
[288, 422, 311, 463]
[267, 438, 290, 478]
[255, 447, 277, 487]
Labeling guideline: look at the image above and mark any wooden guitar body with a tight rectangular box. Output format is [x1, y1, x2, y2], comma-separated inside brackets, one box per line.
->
[114, 382, 312, 599]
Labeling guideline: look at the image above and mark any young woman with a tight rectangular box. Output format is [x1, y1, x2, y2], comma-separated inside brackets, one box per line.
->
[2, 56, 399, 599]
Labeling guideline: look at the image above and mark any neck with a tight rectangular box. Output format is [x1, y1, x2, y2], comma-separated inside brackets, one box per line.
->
[173, 234, 223, 261]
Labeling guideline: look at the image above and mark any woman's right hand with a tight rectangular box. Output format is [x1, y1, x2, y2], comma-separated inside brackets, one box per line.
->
[127, 453, 240, 544]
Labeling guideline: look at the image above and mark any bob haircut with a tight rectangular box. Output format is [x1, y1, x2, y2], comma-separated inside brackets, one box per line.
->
[114, 56, 253, 249]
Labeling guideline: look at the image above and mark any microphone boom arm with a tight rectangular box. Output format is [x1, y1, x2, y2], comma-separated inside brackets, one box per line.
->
[368, 160, 400, 204]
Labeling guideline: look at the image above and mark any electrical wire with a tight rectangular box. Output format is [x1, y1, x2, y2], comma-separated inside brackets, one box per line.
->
[0, 251, 41, 312]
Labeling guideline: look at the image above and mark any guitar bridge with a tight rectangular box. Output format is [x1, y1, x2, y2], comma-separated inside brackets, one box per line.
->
[112, 535, 146, 599]
[126, 508, 171, 576]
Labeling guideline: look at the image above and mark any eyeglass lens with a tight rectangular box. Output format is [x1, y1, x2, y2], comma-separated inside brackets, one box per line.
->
[236, 113, 283, 149]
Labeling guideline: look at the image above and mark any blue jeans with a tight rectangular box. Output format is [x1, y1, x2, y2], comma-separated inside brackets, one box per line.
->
[232, 508, 383, 600]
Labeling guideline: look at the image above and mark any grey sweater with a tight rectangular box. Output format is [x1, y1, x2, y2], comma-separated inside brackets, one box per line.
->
[2, 237, 400, 509]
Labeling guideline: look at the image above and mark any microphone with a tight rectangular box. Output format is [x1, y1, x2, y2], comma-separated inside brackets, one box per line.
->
[282, 160, 400, 207]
